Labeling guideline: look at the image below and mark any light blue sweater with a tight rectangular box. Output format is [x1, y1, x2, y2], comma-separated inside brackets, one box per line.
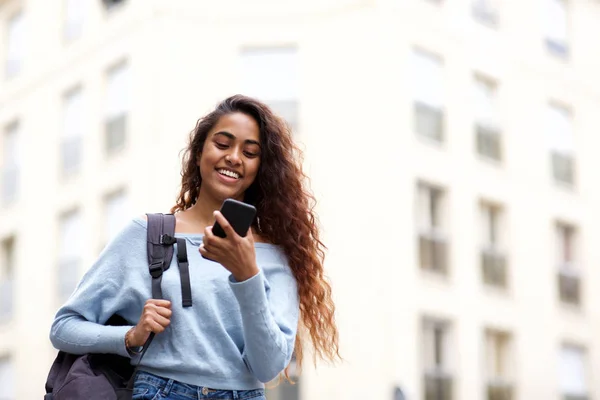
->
[49, 218, 299, 390]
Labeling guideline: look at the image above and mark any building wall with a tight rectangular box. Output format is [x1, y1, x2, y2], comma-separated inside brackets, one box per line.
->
[0, 0, 599, 399]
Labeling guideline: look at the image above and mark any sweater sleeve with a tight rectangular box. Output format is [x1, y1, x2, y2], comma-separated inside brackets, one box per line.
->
[228, 264, 299, 383]
[49, 220, 144, 358]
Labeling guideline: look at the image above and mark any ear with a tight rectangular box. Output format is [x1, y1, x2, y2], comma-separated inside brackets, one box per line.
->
[195, 152, 202, 167]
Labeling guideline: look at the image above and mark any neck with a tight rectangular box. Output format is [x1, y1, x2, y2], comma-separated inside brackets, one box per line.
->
[187, 188, 223, 226]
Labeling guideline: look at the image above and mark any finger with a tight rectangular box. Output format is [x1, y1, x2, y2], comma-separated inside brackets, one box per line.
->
[199, 244, 212, 256]
[203, 226, 216, 246]
[152, 314, 171, 327]
[199, 244, 217, 261]
[203, 226, 227, 253]
[146, 299, 171, 308]
[155, 307, 172, 319]
[204, 226, 212, 236]
[141, 315, 157, 332]
[213, 211, 238, 239]
[148, 319, 167, 333]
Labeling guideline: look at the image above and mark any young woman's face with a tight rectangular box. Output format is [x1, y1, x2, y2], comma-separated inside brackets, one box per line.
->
[197, 112, 261, 203]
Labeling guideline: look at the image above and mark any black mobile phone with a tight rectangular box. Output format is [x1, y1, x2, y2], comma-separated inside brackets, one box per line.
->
[212, 198, 257, 238]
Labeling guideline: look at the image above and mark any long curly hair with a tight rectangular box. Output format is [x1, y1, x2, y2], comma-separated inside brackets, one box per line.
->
[171, 94, 340, 374]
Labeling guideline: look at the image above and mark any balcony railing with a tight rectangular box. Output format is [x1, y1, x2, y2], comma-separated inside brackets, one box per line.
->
[424, 371, 453, 400]
[419, 231, 448, 274]
[481, 248, 507, 288]
[487, 381, 513, 400]
[0, 279, 14, 321]
[58, 258, 81, 300]
[61, 136, 83, 176]
[552, 152, 575, 186]
[1, 166, 19, 206]
[558, 264, 580, 306]
[105, 114, 127, 154]
[476, 125, 502, 161]
[415, 102, 444, 143]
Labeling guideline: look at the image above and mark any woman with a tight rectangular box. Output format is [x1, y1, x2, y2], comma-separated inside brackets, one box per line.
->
[50, 95, 340, 400]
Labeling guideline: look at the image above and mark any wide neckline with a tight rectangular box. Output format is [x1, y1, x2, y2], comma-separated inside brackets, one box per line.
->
[133, 218, 278, 249]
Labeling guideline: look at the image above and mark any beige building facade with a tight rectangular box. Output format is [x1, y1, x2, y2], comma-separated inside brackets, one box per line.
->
[1, 0, 600, 399]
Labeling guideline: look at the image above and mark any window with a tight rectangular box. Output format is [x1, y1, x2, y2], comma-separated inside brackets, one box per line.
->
[547, 104, 575, 186]
[265, 354, 300, 400]
[556, 223, 580, 306]
[472, 0, 499, 27]
[61, 88, 84, 176]
[422, 318, 453, 400]
[0, 237, 15, 321]
[485, 329, 513, 400]
[480, 203, 507, 288]
[104, 190, 130, 243]
[411, 49, 444, 142]
[474, 76, 501, 161]
[560, 345, 589, 400]
[544, 0, 569, 57]
[64, 0, 87, 41]
[239, 47, 299, 132]
[0, 357, 15, 400]
[417, 183, 448, 274]
[2, 122, 20, 206]
[6, 12, 24, 79]
[105, 62, 129, 154]
[58, 210, 84, 300]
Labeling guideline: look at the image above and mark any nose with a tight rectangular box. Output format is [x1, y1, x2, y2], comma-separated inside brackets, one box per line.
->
[226, 148, 242, 166]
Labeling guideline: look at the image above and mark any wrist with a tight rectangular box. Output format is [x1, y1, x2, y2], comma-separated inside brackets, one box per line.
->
[125, 327, 143, 353]
[233, 264, 260, 282]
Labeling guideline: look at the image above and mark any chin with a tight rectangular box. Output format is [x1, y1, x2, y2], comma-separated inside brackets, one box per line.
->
[203, 177, 249, 202]
[214, 187, 244, 202]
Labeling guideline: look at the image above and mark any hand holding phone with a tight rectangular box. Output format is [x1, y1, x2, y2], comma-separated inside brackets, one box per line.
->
[200, 199, 260, 280]
[211, 198, 257, 238]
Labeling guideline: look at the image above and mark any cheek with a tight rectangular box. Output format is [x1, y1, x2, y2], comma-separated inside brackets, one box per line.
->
[198, 155, 215, 178]
[248, 161, 261, 178]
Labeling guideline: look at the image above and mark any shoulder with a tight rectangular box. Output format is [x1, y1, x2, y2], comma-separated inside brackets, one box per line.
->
[107, 218, 147, 248]
[255, 242, 290, 272]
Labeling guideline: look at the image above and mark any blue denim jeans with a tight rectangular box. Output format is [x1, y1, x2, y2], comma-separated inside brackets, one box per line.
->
[132, 371, 266, 400]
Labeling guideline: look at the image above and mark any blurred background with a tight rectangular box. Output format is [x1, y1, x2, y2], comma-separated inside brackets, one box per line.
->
[0, 0, 599, 399]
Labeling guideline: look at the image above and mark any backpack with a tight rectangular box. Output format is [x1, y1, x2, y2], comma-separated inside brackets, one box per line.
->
[44, 213, 192, 400]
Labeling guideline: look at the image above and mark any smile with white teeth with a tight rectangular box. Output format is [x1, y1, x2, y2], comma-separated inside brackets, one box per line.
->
[217, 169, 240, 179]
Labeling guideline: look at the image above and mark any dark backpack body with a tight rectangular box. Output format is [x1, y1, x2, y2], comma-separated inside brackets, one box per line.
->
[44, 317, 134, 400]
[44, 213, 191, 400]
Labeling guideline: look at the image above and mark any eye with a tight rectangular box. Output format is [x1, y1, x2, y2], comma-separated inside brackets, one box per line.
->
[244, 151, 259, 158]
[215, 142, 228, 149]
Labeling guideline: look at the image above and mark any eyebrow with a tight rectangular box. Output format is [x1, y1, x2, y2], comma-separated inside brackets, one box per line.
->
[214, 131, 261, 147]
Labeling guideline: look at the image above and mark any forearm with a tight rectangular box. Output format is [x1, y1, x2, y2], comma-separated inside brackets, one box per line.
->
[239, 306, 295, 382]
[229, 270, 299, 382]
[48, 219, 144, 358]
[50, 312, 134, 358]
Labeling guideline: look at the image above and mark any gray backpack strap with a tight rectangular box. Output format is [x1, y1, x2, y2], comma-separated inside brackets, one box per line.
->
[176, 238, 192, 307]
[145, 214, 192, 308]
[130, 214, 175, 371]
[145, 213, 176, 299]
[126, 214, 180, 389]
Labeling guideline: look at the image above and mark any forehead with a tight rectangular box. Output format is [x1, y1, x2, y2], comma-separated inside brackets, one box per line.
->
[210, 112, 260, 142]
